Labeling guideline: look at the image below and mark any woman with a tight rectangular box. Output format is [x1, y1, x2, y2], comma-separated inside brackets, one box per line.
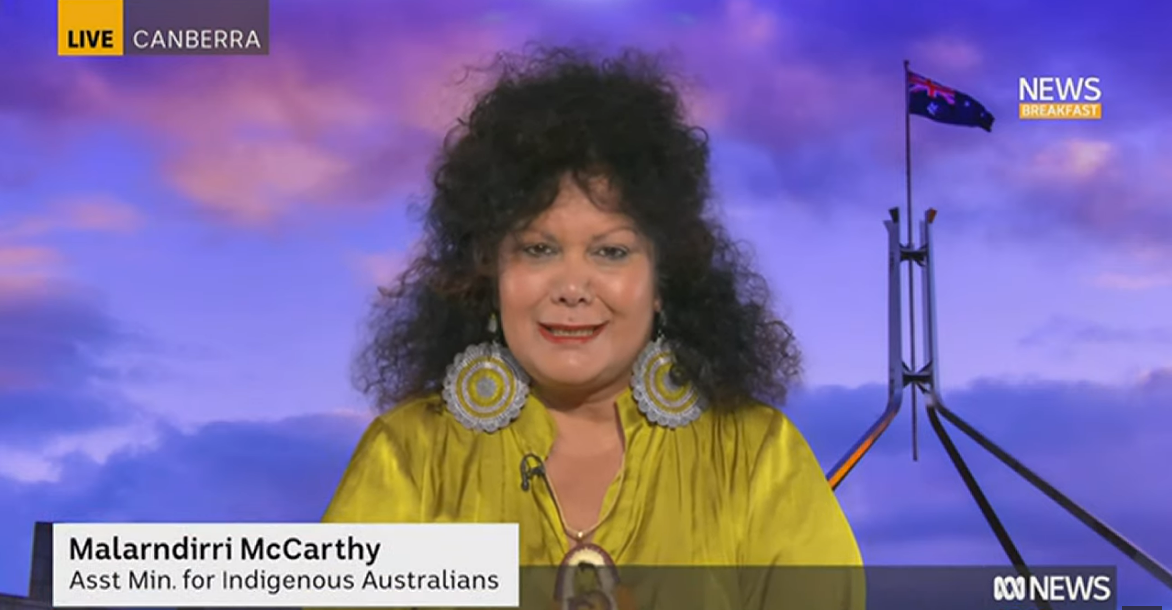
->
[326, 47, 863, 607]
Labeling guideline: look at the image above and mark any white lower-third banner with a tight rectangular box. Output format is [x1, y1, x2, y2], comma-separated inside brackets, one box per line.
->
[52, 522, 519, 607]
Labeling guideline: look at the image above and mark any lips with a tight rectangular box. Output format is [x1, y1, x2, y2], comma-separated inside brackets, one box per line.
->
[539, 322, 607, 343]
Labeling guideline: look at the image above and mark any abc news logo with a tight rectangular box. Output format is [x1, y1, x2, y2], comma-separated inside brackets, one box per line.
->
[1018, 76, 1103, 121]
[992, 574, 1112, 602]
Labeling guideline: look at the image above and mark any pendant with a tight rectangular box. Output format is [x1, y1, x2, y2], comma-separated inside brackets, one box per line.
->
[552, 544, 636, 610]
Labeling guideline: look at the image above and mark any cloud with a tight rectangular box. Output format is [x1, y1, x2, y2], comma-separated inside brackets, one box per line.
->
[0, 197, 143, 240]
[353, 250, 408, 288]
[641, 1, 894, 160]
[910, 37, 984, 73]
[0, 246, 60, 271]
[1019, 316, 1172, 349]
[982, 135, 1172, 252]
[1137, 366, 1172, 391]
[0, 281, 146, 448]
[0, 198, 142, 287]
[1092, 271, 1172, 291]
[0, 412, 366, 594]
[1, 0, 518, 226]
[1018, 139, 1115, 185]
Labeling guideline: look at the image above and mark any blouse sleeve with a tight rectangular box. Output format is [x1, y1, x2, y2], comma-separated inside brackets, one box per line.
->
[312, 419, 427, 610]
[739, 410, 866, 610]
[322, 416, 423, 523]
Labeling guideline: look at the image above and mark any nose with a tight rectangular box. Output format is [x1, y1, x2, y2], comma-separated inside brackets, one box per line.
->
[549, 258, 593, 306]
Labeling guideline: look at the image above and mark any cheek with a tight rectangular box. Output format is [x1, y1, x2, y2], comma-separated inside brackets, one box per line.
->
[497, 267, 545, 322]
[600, 264, 657, 319]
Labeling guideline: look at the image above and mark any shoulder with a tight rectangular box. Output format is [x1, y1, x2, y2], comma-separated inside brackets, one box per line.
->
[688, 399, 830, 498]
[322, 394, 465, 523]
[364, 393, 474, 459]
[720, 402, 863, 567]
[705, 398, 832, 490]
[702, 399, 813, 467]
[374, 393, 448, 435]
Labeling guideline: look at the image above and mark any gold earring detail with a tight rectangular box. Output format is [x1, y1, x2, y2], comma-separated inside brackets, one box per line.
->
[630, 336, 706, 428]
[442, 314, 529, 433]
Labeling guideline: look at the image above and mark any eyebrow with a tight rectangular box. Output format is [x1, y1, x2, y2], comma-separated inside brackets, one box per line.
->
[514, 226, 640, 242]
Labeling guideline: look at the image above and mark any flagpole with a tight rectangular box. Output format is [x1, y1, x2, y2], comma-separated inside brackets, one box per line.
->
[904, 59, 919, 462]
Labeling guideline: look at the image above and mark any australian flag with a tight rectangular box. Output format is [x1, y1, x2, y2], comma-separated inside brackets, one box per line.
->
[907, 71, 994, 132]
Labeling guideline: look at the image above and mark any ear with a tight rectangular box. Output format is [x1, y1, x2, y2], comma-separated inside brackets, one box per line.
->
[653, 298, 662, 313]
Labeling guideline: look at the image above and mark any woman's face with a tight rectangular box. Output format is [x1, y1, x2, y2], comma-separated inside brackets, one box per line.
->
[497, 176, 658, 401]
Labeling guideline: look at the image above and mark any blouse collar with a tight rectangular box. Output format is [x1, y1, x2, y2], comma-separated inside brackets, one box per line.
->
[510, 387, 647, 457]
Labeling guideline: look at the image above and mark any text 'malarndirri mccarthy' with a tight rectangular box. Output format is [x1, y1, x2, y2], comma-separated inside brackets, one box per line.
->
[69, 536, 383, 567]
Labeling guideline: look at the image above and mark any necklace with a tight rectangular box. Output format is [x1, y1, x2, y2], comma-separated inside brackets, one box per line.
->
[542, 452, 627, 549]
[566, 524, 601, 544]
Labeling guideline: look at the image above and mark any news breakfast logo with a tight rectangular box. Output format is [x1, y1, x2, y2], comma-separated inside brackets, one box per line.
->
[1018, 76, 1102, 120]
[57, 0, 270, 56]
[992, 573, 1113, 604]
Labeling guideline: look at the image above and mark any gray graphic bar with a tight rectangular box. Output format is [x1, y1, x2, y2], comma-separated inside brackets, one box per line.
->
[124, 0, 270, 56]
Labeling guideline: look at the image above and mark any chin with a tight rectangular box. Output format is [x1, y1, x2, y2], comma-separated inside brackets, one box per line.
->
[532, 364, 608, 390]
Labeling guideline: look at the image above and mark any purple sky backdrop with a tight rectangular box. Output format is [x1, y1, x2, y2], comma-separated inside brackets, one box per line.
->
[0, 0, 1169, 606]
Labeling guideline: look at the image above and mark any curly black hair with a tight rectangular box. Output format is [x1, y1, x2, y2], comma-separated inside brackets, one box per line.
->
[354, 46, 802, 412]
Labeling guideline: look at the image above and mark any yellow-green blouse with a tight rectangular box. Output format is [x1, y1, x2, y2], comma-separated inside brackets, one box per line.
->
[323, 388, 864, 607]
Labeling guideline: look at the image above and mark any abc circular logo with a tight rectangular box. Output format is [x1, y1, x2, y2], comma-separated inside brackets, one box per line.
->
[993, 575, 1026, 601]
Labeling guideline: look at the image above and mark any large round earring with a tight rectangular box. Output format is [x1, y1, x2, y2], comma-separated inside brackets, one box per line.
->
[630, 318, 706, 428]
[442, 313, 530, 433]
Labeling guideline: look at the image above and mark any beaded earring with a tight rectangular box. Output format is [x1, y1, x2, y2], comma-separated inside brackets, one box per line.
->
[629, 311, 706, 428]
[441, 313, 529, 433]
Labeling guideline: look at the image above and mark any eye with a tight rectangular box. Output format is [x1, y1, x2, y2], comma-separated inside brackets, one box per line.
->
[595, 246, 630, 260]
[522, 243, 555, 257]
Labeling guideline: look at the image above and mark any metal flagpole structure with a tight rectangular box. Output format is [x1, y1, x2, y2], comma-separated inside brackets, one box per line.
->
[826, 59, 919, 489]
[824, 61, 1172, 598]
[903, 59, 920, 462]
